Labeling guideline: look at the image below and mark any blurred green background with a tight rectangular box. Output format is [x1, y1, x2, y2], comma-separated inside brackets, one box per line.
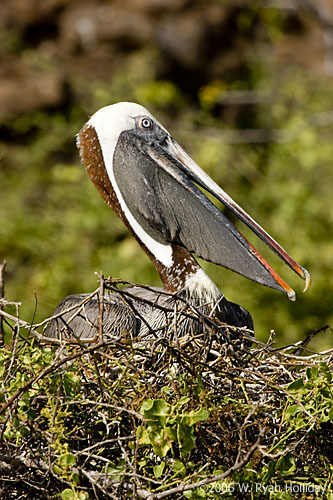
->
[0, 0, 332, 349]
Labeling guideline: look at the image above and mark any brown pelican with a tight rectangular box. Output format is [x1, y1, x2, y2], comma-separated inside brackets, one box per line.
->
[44, 102, 310, 341]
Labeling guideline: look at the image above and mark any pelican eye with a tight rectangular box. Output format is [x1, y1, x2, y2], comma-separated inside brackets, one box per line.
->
[140, 117, 152, 129]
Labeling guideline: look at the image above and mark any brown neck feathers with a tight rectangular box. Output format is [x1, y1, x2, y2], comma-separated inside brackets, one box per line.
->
[78, 124, 123, 219]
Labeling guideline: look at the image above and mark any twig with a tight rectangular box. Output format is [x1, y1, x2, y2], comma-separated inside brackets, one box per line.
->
[293, 324, 332, 355]
[105, 280, 254, 364]
[0, 260, 6, 345]
[75, 435, 136, 456]
[3, 303, 22, 386]
[97, 272, 105, 343]
[0, 452, 49, 472]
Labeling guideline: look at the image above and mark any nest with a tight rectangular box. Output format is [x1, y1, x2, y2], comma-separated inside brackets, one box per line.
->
[0, 278, 332, 500]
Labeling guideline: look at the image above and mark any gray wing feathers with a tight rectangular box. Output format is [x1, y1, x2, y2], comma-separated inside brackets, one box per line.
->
[44, 293, 139, 340]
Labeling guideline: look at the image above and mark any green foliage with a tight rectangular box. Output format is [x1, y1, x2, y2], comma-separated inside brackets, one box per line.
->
[138, 398, 209, 457]
[0, 309, 332, 498]
[61, 489, 89, 500]
[283, 362, 333, 429]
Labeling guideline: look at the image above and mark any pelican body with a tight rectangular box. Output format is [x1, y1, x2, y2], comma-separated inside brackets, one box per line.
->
[45, 103, 310, 341]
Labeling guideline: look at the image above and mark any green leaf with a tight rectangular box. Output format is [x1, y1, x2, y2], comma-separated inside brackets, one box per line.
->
[18, 425, 30, 438]
[262, 460, 276, 482]
[285, 404, 301, 418]
[41, 347, 54, 365]
[160, 385, 171, 395]
[58, 453, 76, 467]
[61, 489, 74, 500]
[287, 378, 304, 391]
[147, 427, 174, 457]
[196, 374, 204, 390]
[71, 471, 80, 485]
[183, 488, 206, 499]
[165, 426, 177, 441]
[177, 423, 195, 453]
[27, 409, 37, 420]
[306, 366, 319, 381]
[153, 462, 165, 478]
[276, 453, 296, 476]
[106, 459, 125, 480]
[141, 399, 170, 428]
[320, 362, 332, 382]
[78, 493, 89, 500]
[182, 408, 209, 427]
[138, 427, 150, 445]
[172, 460, 186, 477]
[150, 399, 170, 417]
[141, 399, 170, 418]
[141, 399, 154, 412]
[63, 372, 81, 397]
[53, 465, 62, 476]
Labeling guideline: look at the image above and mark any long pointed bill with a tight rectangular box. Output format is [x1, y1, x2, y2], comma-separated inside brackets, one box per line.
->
[158, 137, 310, 300]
